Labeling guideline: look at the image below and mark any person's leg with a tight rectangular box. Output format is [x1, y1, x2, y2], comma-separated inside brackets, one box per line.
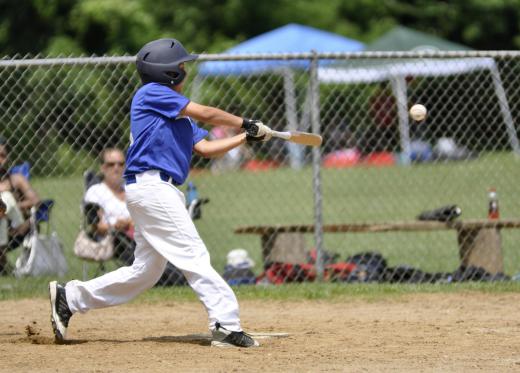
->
[0, 245, 8, 275]
[126, 182, 241, 332]
[7, 233, 25, 251]
[0, 219, 10, 275]
[65, 230, 167, 313]
[112, 232, 135, 266]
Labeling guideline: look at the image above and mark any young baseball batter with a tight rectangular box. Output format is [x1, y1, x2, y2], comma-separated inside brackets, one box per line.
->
[49, 38, 272, 348]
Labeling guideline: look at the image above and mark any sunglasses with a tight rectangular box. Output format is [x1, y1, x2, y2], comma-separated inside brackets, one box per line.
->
[104, 161, 125, 167]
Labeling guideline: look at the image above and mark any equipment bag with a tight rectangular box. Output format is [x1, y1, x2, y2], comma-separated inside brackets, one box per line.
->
[14, 206, 67, 277]
[73, 230, 114, 262]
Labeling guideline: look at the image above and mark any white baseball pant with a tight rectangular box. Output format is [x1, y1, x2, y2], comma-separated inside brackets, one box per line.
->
[65, 170, 242, 332]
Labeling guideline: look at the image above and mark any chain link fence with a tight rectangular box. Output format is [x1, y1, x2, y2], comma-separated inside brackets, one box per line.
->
[1, 51, 520, 291]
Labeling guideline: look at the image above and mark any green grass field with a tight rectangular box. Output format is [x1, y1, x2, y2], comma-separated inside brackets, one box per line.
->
[2, 278, 520, 302]
[1, 151, 519, 299]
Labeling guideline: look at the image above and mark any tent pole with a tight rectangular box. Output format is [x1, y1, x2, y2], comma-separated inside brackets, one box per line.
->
[190, 73, 203, 103]
[283, 68, 304, 169]
[301, 85, 312, 132]
[490, 65, 520, 155]
[310, 51, 324, 281]
[391, 76, 412, 164]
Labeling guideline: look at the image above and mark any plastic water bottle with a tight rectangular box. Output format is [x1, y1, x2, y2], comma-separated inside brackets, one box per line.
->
[488, 187, 499, 220]
[186, 181, 199, 206]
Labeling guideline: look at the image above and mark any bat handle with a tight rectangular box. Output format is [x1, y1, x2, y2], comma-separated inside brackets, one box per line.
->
[270, 130, 291, 140]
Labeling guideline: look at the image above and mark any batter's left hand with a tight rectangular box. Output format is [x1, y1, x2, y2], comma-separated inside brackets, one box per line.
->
[242, 119, 273, 141]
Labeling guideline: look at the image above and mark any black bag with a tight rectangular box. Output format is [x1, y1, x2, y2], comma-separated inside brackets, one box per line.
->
[417, 205, 461, 222]
[345, 251, 387, 282]
[383, 265, 453, 284]
[383, 265, 430, 283]
[451, 265, 509, 282]
[223, 266, 257, 286]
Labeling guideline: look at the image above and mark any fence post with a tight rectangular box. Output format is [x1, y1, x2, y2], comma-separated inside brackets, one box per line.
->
[283, 67, 304, 169]
[310, 50, 324, 281]
[391, 76, 412, 164]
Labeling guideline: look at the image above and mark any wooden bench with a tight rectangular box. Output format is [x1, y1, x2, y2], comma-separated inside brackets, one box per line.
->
[235, 219, 520, 274]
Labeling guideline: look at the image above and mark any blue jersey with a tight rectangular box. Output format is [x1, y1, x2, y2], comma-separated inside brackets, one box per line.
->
[125, 83, 208, 185]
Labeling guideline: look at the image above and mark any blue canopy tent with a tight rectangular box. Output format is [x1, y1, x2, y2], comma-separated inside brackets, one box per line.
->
[194, 24, 364, 168]
[198, 23, 364, 76]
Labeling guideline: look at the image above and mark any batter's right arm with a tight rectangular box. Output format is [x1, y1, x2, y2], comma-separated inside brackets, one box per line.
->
[181, 102, 272, 140]
[182, 101, 243, 128]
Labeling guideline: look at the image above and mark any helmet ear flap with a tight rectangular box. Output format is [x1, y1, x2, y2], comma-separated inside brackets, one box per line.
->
[166, 69, 185, 85]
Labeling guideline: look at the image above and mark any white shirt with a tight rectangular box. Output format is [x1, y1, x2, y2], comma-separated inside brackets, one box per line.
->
[0, 191, 24, 246]
[84, 182, 130, 226]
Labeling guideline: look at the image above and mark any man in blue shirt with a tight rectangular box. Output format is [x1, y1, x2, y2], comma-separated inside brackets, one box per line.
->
[49, 38, 272, 348]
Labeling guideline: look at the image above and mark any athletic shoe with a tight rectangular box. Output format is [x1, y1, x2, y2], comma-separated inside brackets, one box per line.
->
[49, 281, 72, 343]
[211, 322, 259, 348]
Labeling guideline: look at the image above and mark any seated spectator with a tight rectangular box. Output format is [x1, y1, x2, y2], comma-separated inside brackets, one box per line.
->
[0, 191, 30, 275]
[84, 148, 134, 265]
[0, 136, 39, 252]
[0, 136, 40, 215]
[360, 84, 400, 154]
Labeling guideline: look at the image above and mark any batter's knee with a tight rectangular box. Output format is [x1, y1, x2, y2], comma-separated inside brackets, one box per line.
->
[131, 255, 168, 286]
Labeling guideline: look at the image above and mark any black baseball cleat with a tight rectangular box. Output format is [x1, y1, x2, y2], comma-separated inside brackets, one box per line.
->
[48, 281, 73, 343]
[211, 322, 259, 348]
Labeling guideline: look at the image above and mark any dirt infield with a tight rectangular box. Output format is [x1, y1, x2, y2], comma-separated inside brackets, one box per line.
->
[1, 293, 520, 372]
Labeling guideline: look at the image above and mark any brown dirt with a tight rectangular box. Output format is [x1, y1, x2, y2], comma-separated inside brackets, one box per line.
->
[1, 293, 520, 372]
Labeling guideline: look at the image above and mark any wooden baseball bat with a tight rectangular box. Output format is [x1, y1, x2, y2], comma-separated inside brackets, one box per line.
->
[270, 130, 322, 147]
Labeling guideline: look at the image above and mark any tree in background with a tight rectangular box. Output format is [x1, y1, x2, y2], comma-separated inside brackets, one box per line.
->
[1, 0, 520, 56]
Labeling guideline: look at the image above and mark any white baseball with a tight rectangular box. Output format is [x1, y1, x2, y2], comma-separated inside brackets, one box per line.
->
[409, 104, 427, 121]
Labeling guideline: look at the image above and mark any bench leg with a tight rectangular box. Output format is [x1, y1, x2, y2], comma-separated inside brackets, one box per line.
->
[457, 227, 503, 275]
[261, 232, 278, 269]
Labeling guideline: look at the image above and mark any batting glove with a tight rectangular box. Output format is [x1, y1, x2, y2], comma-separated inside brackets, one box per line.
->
[246, 134, 266, 144]
[242, 119, 273, 141]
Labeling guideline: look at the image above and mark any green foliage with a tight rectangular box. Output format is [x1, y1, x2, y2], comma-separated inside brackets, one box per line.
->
[2, 0, 520, 56]
[70, 0, 158, 55]
[0, 61, 137, 176]
[1, 153, 520, 300]
[53, 143, 97, 176]
[45, 36, 84, 56]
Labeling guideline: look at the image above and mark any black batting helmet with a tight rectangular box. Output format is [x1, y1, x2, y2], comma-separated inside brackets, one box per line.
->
[136, 38, 198, 85]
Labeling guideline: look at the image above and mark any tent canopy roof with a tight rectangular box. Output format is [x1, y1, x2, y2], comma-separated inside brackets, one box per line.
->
[225, 23, 364, 54]
[320, 26, 486, 84]
[198, 23, 364, 76]
[367, 25, 471, 52]
[318, 58, 497, 84]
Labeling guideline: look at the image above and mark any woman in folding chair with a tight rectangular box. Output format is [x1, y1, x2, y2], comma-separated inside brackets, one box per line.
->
[83, 148, 135, 266]
[0, 136, 41, 216]
[0, 136, 42, 252]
